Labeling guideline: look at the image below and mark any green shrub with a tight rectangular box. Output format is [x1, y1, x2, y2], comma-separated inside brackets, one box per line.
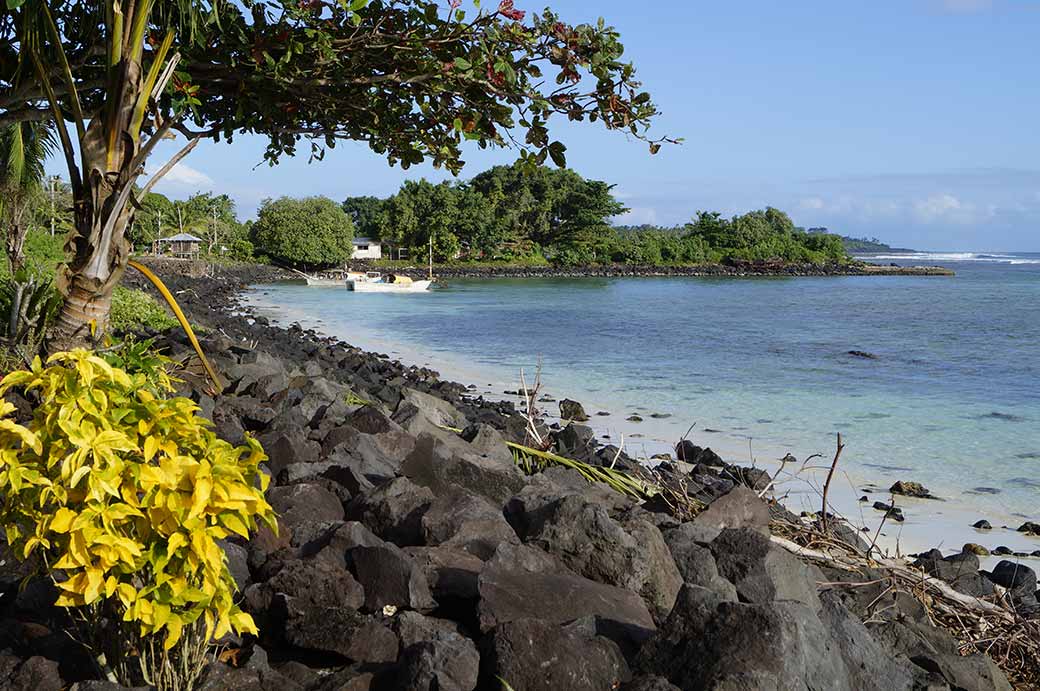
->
[110, 286, 178, 334]
[0, 350, 276, 688]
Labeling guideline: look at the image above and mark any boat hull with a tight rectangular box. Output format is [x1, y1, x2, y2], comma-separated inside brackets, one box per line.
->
[348, 279, 432, 292]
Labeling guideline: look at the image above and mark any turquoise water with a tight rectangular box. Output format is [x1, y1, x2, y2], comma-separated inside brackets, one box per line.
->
[245, 252, 1040, 526]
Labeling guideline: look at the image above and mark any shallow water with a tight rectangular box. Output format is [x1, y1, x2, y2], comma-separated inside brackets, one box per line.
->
[245, 252, 1040, 531]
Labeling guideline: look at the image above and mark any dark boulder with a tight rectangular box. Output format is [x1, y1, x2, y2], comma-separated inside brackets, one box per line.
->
[351, 543, 437, 613]
[0, 655, 63, 691]
[709, 528, 823, 611]
[396, 634, 480, 691]
[559, 399, 590, 422]
[1017, 521, 1040, 535]
[266, 483, 344, 533]
[346, 476, 434, 546]
[398, 387, 469, 429]
[554, 423, 596, 457]
[636, 585, 850, 691]
[520, 494, 682, 621]
[662, 527, 738, 601]
[477, 544, 656, 648]
[420, 487, 519, 560]
[890, 480, 934, 498]
[984, 560, 1037, 598]
[621, 676, 682, 691]
[480, 619, 629, 691]
[913, 549, 995, 598]
[406, 545, 486, 602]
[401, 433, 526, 506]
[687, 485, 770, 543]
[675, 441, 723, 466]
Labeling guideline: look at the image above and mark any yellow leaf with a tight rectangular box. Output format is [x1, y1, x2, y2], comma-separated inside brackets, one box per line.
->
[50, 507, 76, 533]
[144, 436, 158, 463]
[230, 610, 258, 636]
[163, 616, 183, 650]
[218, 513, 250, 539]
[116, 583, 137, 608]
[84, 568, 104, 604]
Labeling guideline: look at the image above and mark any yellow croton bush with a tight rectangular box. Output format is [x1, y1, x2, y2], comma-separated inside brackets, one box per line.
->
[0, 349, 276, 649]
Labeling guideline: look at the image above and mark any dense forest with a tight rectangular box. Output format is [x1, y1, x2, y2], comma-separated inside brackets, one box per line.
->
[17, 165, 851, 269]
[344, 163, 850, 266]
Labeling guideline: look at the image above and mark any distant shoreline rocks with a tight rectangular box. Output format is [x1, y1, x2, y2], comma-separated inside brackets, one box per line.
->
[353, 260, 955, 280]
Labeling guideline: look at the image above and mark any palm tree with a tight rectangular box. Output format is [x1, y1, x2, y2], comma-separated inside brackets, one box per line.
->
[0, 119, 57, 275]
[0, 119, 59, 347]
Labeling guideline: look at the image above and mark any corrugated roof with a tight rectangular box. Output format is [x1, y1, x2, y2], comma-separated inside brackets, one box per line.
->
[158, 233, 204, 243]
[353, 237, 378, 244]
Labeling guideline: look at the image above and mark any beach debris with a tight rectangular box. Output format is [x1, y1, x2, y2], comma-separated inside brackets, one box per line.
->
[993, 546, 1014, 556]
[973, 519, 993, 530]
[650, 412, 671, 419]
[558, 398, 589, 422]
[890, 480, 936, 498]
[1016, 521, 1040, 536]
[595, 410, 611, 416]
[964, 543, 991, 556]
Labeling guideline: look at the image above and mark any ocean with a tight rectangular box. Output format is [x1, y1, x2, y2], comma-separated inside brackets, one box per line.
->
[244, 252, 1040, 551]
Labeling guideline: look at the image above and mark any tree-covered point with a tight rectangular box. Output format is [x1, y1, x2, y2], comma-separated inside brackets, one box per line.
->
[343, 164, 850, 266]
[250, 197, 354, 269]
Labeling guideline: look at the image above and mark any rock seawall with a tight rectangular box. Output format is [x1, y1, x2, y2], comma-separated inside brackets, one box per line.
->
[350, 260, 954, 279]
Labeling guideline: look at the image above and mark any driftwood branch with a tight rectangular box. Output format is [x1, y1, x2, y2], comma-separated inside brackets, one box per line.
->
[770, 534, 1011, 619]
[820, 432, 845, 534]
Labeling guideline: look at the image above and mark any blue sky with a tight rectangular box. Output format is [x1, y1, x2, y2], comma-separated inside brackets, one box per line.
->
[58, 0, 1040, 250]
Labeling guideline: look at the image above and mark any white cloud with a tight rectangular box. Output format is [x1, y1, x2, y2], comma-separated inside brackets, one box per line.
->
[613, 207, 658, 226]
[912, 193, 978, 224]
[798, 197, 825, 211]
[149, 162, 213, 190]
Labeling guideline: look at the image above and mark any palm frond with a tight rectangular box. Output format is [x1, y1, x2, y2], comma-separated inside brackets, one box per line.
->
[0, 120, 56, 191]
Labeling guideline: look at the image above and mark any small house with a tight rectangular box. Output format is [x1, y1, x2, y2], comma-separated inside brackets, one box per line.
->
[351, 237, 382, 260]
[157, 232, 204, 259]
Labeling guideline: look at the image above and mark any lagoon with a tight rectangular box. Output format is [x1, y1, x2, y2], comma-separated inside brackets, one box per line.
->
[245, 252, 1040, 555]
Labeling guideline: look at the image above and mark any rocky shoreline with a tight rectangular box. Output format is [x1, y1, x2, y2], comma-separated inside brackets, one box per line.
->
[0, 258, 1031, 691]
[346, 259, 955, 279]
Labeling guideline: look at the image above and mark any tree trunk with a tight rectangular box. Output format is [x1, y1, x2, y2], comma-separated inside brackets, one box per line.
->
[47, 184, 132, 351]
[48, 274, 118, 351]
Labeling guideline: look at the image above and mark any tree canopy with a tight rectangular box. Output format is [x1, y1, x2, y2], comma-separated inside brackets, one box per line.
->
[250, 196, 353, 268]
[365, 163, 625, 261]
[0, 0, 670, 345]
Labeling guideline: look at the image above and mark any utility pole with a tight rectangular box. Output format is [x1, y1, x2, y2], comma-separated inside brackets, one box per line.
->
[211, 206, 218, 253]
[155, 210, 163, 255]
[49, 176, 57, 236]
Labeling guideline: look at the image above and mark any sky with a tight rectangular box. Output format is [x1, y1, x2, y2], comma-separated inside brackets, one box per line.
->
[49, 0, 1040, 251]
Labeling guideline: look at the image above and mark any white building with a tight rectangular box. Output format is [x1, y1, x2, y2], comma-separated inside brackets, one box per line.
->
[351, 237, 382, 259]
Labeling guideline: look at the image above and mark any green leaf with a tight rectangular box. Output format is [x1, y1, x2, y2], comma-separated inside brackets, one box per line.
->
[6, 0, 26, 8]
[548, 141, 567, 167]
[454, 57, 471, 71]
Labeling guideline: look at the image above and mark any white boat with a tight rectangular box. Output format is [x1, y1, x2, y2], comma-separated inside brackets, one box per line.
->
[347, 237, 436, 293]
[347, 272, 432, 292]
[294, 268, 350, 286]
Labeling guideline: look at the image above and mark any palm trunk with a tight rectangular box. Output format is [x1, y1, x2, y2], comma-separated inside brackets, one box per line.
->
[48, 192, 132, 351]
[48, 273, 118, 350]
